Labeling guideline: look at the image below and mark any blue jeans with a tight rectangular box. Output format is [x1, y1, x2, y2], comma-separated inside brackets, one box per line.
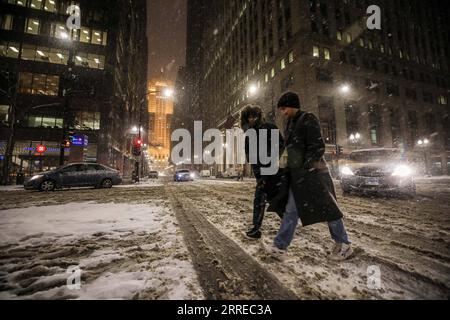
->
[274, 189, 351, 250]
[252, 180, 266, 230]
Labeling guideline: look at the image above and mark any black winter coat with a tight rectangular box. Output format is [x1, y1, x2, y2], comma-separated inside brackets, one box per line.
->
[244, 122, 284, 180]
[267, 111, 344, 226]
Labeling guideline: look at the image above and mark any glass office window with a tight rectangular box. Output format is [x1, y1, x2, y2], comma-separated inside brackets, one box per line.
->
[29, 0, 43, 10]
[1, 14, 14, 30]
[80, 27, 91, 43]
[19, 72, 33, 94]
[7, 43, 20, 58]
[45, 75, 59, 95]
[75, 111, 101, 130]
[48, 48, 68, 64]
[87, 53, 105, 69]
[0, 105, 9, 124]
[25, 18, 40, 35]
[44, 0, 57, 13]
[91, 30, 103, 45]
[0, 42, 7, 57]
[51, 23, 70, 40]
[21, 44, 37, 60]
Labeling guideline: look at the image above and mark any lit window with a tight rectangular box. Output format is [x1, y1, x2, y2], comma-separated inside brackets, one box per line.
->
[49, 48, 68, 65]
[280, 58, 286, 70]
[380, 44, 385, 53]
[44, 0, 57, 13]
[21, 44, 36, 60]
[80, 27, 90, 43]
[92, 30, 103, 45]
[336, 31, 342, 41]
[313, 46, 319, 57]
[368, 40, 373, 50]
[359, 38, 364, 47]
[6, 43, 20, 58]
[25, 18, 40, 35]
[271, 68, 275, 78]
[0, 105, 9, 124]
[51, 23, 70, 40]
[75, 112, 101, 131]
[265, 73, 269, 83]
[19, 73, 59, 96]
[438, 95, 447, 105]
[324, 48, 331, 60]
[1, 15, 14, 30]
[29, 0, 43, 10]
[288, 51, 294, 63]
[346, 33, 352, 43]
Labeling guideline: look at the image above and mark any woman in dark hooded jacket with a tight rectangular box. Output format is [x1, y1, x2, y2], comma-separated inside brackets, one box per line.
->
[240, 105, 284, 239]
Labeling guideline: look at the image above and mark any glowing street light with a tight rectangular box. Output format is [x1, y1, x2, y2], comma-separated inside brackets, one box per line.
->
[163, 88, 174, 98]
[340, 84, 351, 94]
[248, 84, 258, 97]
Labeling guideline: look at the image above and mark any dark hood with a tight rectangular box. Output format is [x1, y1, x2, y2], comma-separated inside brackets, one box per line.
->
[240, 105, 265, 130]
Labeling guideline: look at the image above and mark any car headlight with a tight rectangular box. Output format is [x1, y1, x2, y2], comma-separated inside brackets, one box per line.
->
[340, 166, 354, 176]
[190, 173, 195, 179]
[392, 165, 413, 177]
[30, 175, 43, 181]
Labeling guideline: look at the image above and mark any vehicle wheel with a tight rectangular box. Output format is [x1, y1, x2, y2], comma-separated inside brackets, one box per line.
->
[101, 179, 113, 189]
[403, 187, 416, 199]
[39, 180, 55, 192]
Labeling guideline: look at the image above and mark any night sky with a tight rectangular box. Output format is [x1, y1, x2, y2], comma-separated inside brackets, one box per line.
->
[147, 0, 187, 83]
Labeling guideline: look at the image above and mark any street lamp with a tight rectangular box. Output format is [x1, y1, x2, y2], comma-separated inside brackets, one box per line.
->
[349, 133, 361, 149]
[417, 138, 431, 176]
[248, 83, 258, 97]
[340, 84, 351, 94]
[163, 88, 174, 98]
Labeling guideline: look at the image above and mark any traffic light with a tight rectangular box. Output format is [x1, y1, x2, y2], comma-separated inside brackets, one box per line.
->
[68, 131, 75, 144]
[132, 138, 143, 156]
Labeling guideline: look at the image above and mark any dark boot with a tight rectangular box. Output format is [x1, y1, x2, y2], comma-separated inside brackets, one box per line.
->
[246, 227, 262, 239]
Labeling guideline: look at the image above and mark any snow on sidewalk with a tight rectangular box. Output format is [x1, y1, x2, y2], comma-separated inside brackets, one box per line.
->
[0, 202, 204, 300]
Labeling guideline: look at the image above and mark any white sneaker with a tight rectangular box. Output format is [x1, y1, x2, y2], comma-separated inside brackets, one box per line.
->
[265, 243, 287, 261]
[330, 242, 342, 256]
[329, 243, 353, 261]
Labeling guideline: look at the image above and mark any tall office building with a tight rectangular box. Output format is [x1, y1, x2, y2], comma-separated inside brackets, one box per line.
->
[148, 80, 173, 170]
[0, 0, 148, 180]
[189, 0, 450, 175]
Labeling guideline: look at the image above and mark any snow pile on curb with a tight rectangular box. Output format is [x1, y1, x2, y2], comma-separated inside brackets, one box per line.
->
[0, 202, 203, 300]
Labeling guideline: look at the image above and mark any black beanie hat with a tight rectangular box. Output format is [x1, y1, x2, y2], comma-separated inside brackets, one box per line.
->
[277, 92, 300, 109]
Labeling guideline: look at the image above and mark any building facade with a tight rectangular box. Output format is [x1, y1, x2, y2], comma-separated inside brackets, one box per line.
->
[0, 0, 148, 182]
[189, 0, 450, 175]
[148, 80, 173, 171]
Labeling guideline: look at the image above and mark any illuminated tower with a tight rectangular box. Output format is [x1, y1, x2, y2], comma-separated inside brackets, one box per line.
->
[148, 80, 174, 170]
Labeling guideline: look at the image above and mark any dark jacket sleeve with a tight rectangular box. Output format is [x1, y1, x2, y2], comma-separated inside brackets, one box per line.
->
[303, 113, 326, 168]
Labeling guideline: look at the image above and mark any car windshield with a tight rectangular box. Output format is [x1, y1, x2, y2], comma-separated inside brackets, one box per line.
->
[177, 170, 190, 173]
[349, 150, 402, 163]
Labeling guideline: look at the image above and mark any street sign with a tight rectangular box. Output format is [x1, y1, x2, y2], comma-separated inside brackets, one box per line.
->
[36, 145, 47, 153]
[71, 135, 89, 147]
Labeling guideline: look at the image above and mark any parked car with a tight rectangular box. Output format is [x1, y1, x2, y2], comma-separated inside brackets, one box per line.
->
[173, 169, 194, 182]
[148, 171, 159, 179]
[340, 148, 416, 197]
[24, 163, 122, 191]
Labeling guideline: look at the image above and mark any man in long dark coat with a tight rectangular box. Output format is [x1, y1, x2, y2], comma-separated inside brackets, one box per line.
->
[267, 92, 353, 261]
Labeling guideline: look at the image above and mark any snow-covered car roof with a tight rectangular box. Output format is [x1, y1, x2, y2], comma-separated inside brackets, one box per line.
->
[350, 148, 400, 154]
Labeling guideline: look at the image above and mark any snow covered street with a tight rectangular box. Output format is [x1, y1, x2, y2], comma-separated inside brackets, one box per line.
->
[0, 178, 449, 300]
